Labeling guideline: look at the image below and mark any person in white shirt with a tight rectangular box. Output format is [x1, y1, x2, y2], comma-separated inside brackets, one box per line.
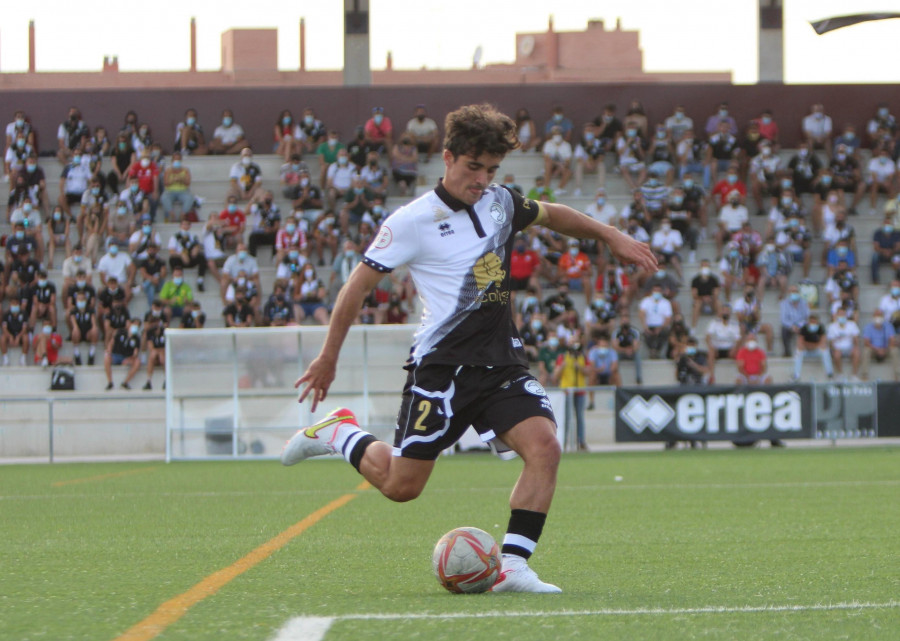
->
[209, 109, 247, 155]
[583, 188, 618, 226]
[878, 280, 900, 321]
[826, 308, 860, 379]
[866, 147, 896, 212]
[221, 242, 261, 302]
[664, 106, 694, 145]
[802, 104, 832, 152]
[542, 126, 573, 193]
[96, 244, 135, 289]
[705, 304, 741, 368]
[748, 143, 782, 214]
[716, 191, 749, 258]
[650, 217, 684, 278]
[325, 149, 356, 209]
[638, 286, 673, 358]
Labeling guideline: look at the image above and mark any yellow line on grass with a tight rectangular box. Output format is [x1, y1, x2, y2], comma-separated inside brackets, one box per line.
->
[52, 466, 159, 487]
[111, 480, 371, 641]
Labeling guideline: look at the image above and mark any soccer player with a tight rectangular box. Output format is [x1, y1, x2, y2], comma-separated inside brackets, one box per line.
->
[282, 104, 657, 593]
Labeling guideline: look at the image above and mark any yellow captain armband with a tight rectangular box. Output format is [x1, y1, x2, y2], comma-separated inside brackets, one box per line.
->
[527, 200, 550, 227]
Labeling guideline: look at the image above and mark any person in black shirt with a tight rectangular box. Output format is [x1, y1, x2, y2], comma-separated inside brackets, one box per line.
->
[224, 287, 255, 327]
[139, 243, 167, 311]
[180, 301, 206, 329]
[613, 312, 643, 384]
[104, 300, 131, 350]
[690, 259, 721, 328]
[1, 298, 30, 366]
[105, 318, 142, 390]
[69, 291, 99, 365]
[6, 245, 40, 300]
[791, 313, 834, 382]
[248, 192, 282, 257]
[263, 281, 294, 326]
[30, 269, 57, 330]
[543, 286, 575, 322]
[66, 270, 97, 314]
[670, 337, 710, 449]
[142, 314, 167, 390]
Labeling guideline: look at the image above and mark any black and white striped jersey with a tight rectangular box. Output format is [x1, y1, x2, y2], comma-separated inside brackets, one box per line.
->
[363, 180, 543, 367]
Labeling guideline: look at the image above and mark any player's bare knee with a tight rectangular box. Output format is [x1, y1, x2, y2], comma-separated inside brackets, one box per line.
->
[381, 483, 423, 503]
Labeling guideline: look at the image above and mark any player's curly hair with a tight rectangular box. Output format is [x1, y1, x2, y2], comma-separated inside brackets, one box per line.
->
[443, 104, 520, 158]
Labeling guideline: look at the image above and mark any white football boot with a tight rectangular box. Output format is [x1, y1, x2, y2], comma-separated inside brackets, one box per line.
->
[281, 407, 358, 466]
[491, 555, 562, 593]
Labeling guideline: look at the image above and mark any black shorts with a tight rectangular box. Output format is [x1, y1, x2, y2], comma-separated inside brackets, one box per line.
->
[394, 363, 557, 460]
[509, 276, 531, 291]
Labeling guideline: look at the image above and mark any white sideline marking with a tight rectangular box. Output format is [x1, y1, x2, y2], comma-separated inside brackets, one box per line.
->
[272, 601, 899, 639]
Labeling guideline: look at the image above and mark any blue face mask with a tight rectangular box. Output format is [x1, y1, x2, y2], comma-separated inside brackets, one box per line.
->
[790, 293, 800, 302]
[283, 116, 292, 126]
[222, 117, 233, 127]
[173, 277, 183, 286]
[808, 324, 819, 332]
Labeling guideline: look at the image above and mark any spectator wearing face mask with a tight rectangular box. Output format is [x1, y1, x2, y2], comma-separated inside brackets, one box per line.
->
[104, 318, 142, 390]
[791, 313, 834, 382]
[690, 260, 720, 328]
[209, 109, 248, 155]
[159, 267, 193, 318]
[735, 333, 771, 384]
[705, 304, 741, 370]
[405, 104, 440, 163]
[827, 308, 860, 381]
[159, 152, 194, 221]
[861, 311, 899, 381]
[325, 149, 356, 210]
[68, 290, 99, 365]
[127, 151, 160, 222]
[557, 239, 592, 305]
[779, 285, 809, 357]
[363, 107, 393, 155]
[706, 120, 739, 185]
[639, 285, 672, 359]
[542, 126, 573, 195]
[97, 244, 135, 293]
[263, 280, 295, 327]
[247, 191, 281, 258]
[1, 297, 30, 366]
[293, 264, 329, 325]
[222, 243, 260, 305]
[229, 148, 263, 202]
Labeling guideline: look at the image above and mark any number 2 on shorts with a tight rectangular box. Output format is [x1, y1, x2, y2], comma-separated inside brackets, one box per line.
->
[413, 399, 432, 431]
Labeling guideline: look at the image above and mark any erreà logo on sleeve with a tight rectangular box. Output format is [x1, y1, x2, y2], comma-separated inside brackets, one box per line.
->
[620, 390, 803, 435]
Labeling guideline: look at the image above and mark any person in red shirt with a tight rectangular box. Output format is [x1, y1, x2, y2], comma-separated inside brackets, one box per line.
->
[735, 334, 771, 384]
[557, 238, 593, 304]
[128, 150, 160, 220]
[509, 233, 542, 293]
[215, 195, 246, 250]
[363, 106, 393, 154]
[751, 109, 780, 146]
[710, 165, 747, 208]
[33, 321, 63, 367]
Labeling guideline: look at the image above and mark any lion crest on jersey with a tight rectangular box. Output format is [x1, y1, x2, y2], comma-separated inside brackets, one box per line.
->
[473, 252, 505, 291]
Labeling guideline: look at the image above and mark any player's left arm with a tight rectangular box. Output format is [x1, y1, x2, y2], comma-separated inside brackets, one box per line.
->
[533, 201, 658, 273]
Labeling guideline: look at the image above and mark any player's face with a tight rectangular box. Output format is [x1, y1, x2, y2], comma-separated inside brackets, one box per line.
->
[442, 150, 504, 206]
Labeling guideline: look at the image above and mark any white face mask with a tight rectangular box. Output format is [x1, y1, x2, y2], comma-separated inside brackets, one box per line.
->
[746, 340, 758, 350]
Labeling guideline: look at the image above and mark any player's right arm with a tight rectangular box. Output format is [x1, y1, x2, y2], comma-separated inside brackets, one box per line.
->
[295, 262, 384, 411]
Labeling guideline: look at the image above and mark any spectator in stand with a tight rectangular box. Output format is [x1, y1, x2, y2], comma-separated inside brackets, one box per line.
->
[223, 287, 255, 328]
[705, 304, 741, 370]
[136, 241, 166, 311]
[584, 187, 618, 227]
[5, 109, 35, 152]
[715, 188, 749, 259]
[141, 309, 168, 390]
[390, 136, 418, 197]
[557, 238, 592, 304]
[690, 259, 721, 328]
[69, 290, 99, 365]
[615, 125, 647, 190]
[623, 99, 649, 138]
[526, 175, 555, 203]
[228, 147, 263, 202]
[127, 150, 160, 221]
[56, 107, 90, 164]
[58, 153, 92, 218]
[802, 104, 833, 152]
[711, 163, 747, 210]
[216, 195, 246, 251]
[274, 214, 308, 265]
[553, 339, 589, 451]
[222, 243, 260, 304]
[174, 108, 207, 156]
[10, 197, 44, 264]
[877, 280, 900, 327]
[650, 217, 683, 279]
[646, 123, 677, 184]
[509, 234, 543, 295]
[363, 107, 393, 154]
[707, 120, 740, 185]
[96, 245, 135, 297]
[383, 290, 410, 325]
[181, 301, 206, 329]
[827, 308, 860, 380]
[5, 130, 36, 185]
[292, 168, 324, 225]
[704, 101, 737, 136]
[104, 318, 142, 390]
[360, 151, 389, 198]
[752, 109, 779, 145]
[405, 104, 440, 163]
[788, 143, 822, 196]
[158, 266, 193, 319]
[543, 285, 575, 323]
[639, 285, 672, 359]
[159, 152, 194, 221]
[748, 142, 781, 215]
[209, 109, 248, 155]
[676, 130, 709, 188]
[676, 335, 710, 386]
[30, 269, 57, 331]
[129, 214, 162, 262]
[340, 175, 376, 235]
[329, 239, 361, 299]
[61, 245, 92, 291]
[861, 310, 899, 381]
[316, 130, 345, 187]
[593, 103, 622, 157]
[297, 108, 327, 154]
[573, 122, 605, 194]
[45, 206, 71, 269]
[829, 144, 864, 214]
[513, 108, 540, 153]
[866, 146, 897, 213]
[871, 217, 900, 284]
[866, 103, 897, 146]
[1, 296, 30, 365]
[293, 264, 330, 325]
[18, 155, 47, 215]
[664, 105, 694, 145]
[613, 312, 642, 384]
[542, 126, 573, 194]
[263, 280, 295, 327]
[32, 320, 62, 368]
[167, 217, 207, 292]
[325, 149, 355, 209]
[791, 313, 833, 382]
[274, 109, 301, 161]
[777, 214, 812, 278]
[280, 153, 307, 200]
[544, 105, 575, 143]
[247, 191, 281, 257]
[587, 335, 621, 388]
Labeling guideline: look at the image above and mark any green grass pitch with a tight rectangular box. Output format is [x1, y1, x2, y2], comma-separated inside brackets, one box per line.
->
[2, 447, 898, 640]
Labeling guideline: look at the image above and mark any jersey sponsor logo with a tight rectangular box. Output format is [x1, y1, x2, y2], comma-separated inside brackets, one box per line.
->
[373, 225, 393, 249]
[439, 222, 455, 237]
[524, 380, 547, 396]
[473, 252, 508, 304]
[511, 337, 523, 348]
[490, 202, 507, 225]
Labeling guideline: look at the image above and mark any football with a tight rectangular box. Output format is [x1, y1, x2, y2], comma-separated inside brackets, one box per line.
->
[432, 527, 502, 594]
